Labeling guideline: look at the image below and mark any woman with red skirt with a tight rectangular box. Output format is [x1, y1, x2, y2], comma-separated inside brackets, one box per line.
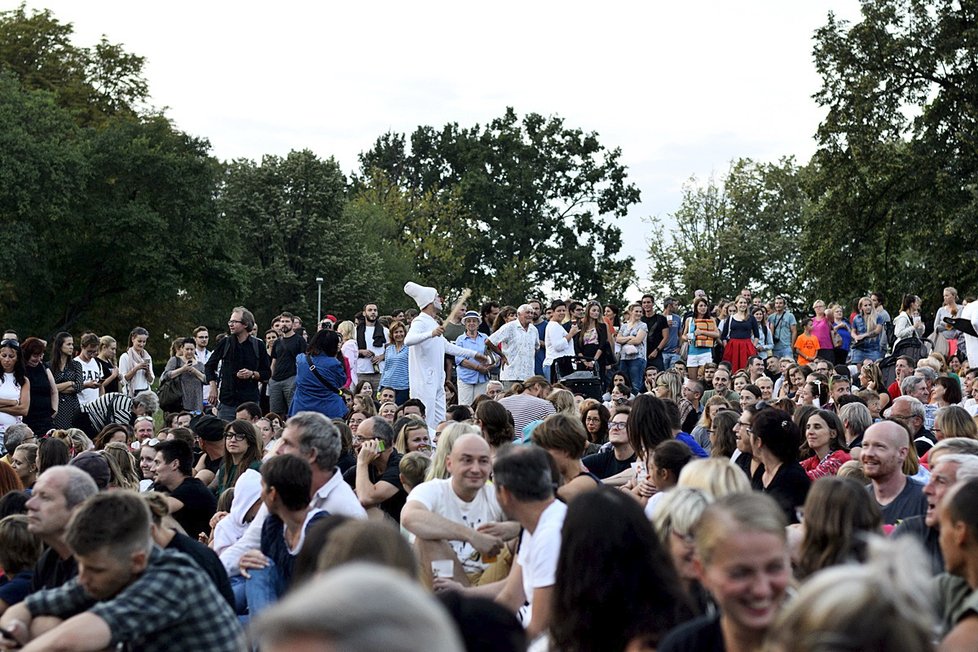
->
[721, 296, 759, 373]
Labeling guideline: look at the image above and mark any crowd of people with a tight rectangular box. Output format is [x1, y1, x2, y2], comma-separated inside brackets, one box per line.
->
[0, 282, 978, 650]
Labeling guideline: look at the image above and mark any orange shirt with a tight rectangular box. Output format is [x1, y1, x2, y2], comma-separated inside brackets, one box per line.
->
[795, 333, 819, 365]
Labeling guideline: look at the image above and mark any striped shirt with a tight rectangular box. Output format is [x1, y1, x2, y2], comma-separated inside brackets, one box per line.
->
[80, 392, 134, 432]
[498, 393, 556, 441]
[379, 344, 410, 391]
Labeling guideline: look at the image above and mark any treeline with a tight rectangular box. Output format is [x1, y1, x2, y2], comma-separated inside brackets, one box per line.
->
[0, 6, 639, 359]
[647, 0, 978, 317]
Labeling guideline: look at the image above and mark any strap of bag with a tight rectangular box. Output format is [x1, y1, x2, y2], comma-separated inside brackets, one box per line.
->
[306, 355, 339, 394]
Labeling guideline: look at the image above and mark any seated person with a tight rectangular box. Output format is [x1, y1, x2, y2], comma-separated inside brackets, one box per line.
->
[0, 492, 241, 651]
[401, 435, 516, 587]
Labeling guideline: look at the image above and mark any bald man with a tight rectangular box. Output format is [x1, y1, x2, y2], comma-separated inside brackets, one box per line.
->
[401, 434, 517, 585]
[862, 420, 927, 525]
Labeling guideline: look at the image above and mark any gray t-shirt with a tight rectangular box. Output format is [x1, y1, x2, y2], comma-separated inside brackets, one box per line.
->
[618, 321, 648, 360]
[867, 477, 927, 526]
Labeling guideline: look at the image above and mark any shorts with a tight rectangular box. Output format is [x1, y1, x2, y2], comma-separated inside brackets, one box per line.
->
[687, 351, 713, 368]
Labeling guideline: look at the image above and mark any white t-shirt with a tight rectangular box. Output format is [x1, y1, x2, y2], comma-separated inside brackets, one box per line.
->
[406, 478, 504, 573]
[517, 500, 567, 627]
[75, 355, 103, 405]
[355, 323, 389, 375]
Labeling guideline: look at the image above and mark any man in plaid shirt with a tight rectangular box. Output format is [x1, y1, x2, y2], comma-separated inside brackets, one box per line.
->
[0, 491, 242, 651]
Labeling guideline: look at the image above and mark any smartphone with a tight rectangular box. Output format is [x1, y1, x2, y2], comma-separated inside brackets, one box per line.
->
[376, 441, 386, 453]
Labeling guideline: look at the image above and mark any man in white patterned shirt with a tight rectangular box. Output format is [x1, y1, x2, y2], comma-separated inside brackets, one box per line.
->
[489, 304, 540, 389]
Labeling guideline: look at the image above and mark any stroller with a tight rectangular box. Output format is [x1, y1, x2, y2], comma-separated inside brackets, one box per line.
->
[879, 336, 930, 389]
[556, 356, 603, 401]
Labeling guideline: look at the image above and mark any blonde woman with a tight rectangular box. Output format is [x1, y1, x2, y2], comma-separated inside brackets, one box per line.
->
[336, 321, 358, 388]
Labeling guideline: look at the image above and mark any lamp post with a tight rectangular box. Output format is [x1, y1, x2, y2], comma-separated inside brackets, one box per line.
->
[316, 277, 324, 325]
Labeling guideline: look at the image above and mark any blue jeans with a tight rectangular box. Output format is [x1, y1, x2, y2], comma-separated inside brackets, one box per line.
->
[243, 561, 284, 620]
[620, 358, 645, 395]
[772, 345, 793, 360]
[217, 403, 239, 421]
[662, 352, 681, 370]
[850, 348, 882, 364]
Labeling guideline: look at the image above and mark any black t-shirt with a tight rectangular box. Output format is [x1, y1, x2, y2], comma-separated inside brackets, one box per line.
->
[343, 450, 407, 523]
[659, 613, 725, 652]
[166, 531, 235, 608]
[751, 462, 811, 524]
[31, 547, 77, 592]
[582, 449, 636, 480]
[168, 477, 218, 539]
[643, 314, 669, 352]
[892, 515, 943, 575]
[97, 357, 120, 394]
[271, 334, 305, 381]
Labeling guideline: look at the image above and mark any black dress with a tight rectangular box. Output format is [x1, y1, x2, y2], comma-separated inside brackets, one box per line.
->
[24, 362, 55, 434]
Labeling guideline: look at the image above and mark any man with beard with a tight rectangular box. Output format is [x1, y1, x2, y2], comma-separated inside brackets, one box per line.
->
[861, 420, 927, 526]
[268, 312, 304, 415]
[354, 303, 389, 391]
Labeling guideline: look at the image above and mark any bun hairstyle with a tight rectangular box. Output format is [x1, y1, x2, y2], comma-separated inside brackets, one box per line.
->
[751, 408, 802, 463]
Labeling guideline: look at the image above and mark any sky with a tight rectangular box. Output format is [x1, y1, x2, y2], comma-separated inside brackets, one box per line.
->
[23, 0, 863, 295]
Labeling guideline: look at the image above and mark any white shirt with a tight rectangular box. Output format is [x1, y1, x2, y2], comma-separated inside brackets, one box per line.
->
[75, 355, 103, 405]
[543, 321, 574, 367]
[406, 478, 504, 574]
[517, 500, 566, 627]
[196, 348, 212, 401]
[220, 467, 366, 575]
[962, 302, 978, 369]
[489, 320, 539, 382]
[0, 373, 21, 432]
[355, 323, 389, 375]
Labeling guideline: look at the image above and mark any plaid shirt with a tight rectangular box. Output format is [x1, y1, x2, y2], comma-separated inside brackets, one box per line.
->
[26, 547, 242, 652]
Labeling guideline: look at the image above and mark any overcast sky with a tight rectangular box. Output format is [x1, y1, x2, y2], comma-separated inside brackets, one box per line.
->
[26, 0, 862, 293]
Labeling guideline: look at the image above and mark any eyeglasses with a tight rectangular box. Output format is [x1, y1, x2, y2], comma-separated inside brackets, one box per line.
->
[608, 422, 628, 430]
[225, 432, 247, 441]
[228, 319, 244, 325]
[352, 435, 376, 444]
[584, 417, 602, 423]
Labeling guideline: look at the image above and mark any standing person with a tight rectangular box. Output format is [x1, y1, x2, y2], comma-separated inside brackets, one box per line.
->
[73, 333, 103, 406]
[96, 335, 120, 395]
[685, 297, 719, 382]
[935, 286, 964, 357]
[543, 300, 578, 383]
[21, 337, 57, 436]
[810, 300, 835, 361]
[893, 294, 926, 348]
[119, 327, 154, 397]
[767, 296, 797, 360]
[192, 327, 212, 408]
[870, 291, 893, 353]
[161, 338, 206, 413]
[205, 307, 271, 422]
[0, 339, 29, 439]
[354, 303, 389, 391]
[377, 321, 411, 405]
[50, 332, 83, 431]
[720, 296, 759, 373]
[640, 294, 669, 372]
[402, 282, 487, 431]
[658, 493, 790, 652]
[616, 303, 649, 394]
[831, 304, 852, 365]
[290, 329, 347, 419]
[488, 304, 540, 389]
[454, 311, 491, 406]
[752, 305, 774, 360]
[660, 298, 683, 370]
[268, 313, 304, 416]
[851, 296, 885, 366]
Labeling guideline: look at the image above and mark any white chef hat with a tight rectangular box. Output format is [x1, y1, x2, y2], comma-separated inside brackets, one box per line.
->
[404, 282, 437, 309]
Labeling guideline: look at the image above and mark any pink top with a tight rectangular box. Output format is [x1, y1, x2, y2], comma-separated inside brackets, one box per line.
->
[811, 317, 833, 350]
[801, 449, 852, 480]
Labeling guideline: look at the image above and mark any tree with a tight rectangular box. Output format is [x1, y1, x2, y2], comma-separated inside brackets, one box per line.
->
[805, 1, 978, 310]
[0, 4, 150, 125]
[646, 158, 809, 304]
[220, 150, 415, 324]
[357, 108, 640, 305]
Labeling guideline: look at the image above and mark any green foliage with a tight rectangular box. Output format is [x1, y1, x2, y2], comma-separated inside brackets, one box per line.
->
[357, 108, 640, 306]
[805, 0, 978, 310]
[0, 4, 149, 124]
[646, 158, 808, 304]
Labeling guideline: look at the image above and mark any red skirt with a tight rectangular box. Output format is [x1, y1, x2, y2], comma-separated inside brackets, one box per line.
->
[722, 338, 757, 373]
